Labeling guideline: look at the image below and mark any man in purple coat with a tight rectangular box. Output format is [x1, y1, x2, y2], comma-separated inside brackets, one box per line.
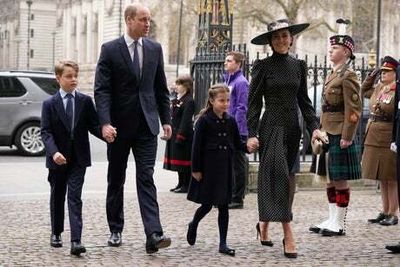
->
[223, 51, 249, 209]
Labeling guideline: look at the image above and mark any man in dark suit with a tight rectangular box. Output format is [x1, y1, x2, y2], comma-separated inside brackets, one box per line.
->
[94, 3, 172, 254]
[41, 60, 102, 256]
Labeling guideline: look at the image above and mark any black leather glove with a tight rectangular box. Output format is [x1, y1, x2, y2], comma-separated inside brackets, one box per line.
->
[369, 67, 380, 77]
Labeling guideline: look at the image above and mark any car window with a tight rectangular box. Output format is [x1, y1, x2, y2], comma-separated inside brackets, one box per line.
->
[30, 77, 59, 95]
[0, 77, 26, 97]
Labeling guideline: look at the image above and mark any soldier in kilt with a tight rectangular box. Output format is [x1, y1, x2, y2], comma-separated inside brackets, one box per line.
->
[309, 34, 362, 236]
[163, 75, 195, 193]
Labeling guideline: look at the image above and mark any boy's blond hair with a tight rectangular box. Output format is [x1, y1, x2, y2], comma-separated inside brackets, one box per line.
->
[54, 60, 79, 76]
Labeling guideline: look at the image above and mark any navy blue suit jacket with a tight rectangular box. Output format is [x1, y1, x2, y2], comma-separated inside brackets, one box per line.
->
[41, 91, 102, 169]
[94, 36, 171, 136]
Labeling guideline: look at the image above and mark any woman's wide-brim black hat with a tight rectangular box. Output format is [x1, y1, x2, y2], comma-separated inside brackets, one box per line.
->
[251, 19, 310, 45]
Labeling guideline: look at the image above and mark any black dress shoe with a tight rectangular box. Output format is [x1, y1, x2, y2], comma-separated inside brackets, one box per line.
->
[368, 212, 386, 223]
[320, 228, 345, 236]
[187, 222, 197, 246]
[174, 186, 188, 193]
[219, 246, 235, 256]
[228, 202, 244, 209]
[379, 215, 398, 226]
[70, 241, 86, 256]
[170, 184, 181, 192]
[386, 242, 400, 253]
[308, 225, 322, 233]
[146, 233, 171, 254]
[50, 234, 62, 248]
[108, 232, 122, 247]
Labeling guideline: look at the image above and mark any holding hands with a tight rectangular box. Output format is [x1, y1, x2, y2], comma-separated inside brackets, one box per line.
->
[161, 124, 172, 140]
[192, 172, 202, 181]
[102, 124, 117, 143]
[247, 137, 259, 153]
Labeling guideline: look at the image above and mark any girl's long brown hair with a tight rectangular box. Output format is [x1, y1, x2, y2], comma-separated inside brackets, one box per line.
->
[196, 83, 230, 120]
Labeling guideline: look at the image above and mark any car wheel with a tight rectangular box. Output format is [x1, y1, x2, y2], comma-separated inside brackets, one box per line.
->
[15, 122, 45, 156]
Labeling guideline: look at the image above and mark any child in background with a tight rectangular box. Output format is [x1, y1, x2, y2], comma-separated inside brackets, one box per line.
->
[163, 75, 195, 193]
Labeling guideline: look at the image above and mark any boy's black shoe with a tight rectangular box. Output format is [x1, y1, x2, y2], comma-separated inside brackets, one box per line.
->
[70, 241, 86, 256]
[50, 234, 62, 248]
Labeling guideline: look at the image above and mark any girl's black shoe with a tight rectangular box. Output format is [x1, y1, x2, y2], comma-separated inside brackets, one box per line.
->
[256, 222, 273, 246]
[186, 222, 197, 246]
[219, 246, 235, 256]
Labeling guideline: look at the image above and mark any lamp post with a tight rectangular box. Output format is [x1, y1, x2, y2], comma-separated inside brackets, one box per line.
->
[52, 30, 56, 68]
[376, 0, 381, 66]
[176, 0, 183, 77]
[26, 0, 33, 70]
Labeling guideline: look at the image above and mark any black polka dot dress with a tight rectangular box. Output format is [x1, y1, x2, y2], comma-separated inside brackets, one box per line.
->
[247, 53, 319, 222]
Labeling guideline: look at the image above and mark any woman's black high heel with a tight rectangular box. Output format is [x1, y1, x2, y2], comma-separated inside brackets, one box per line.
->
[282, 239, 297, 258]
[256, 222, 273, 247]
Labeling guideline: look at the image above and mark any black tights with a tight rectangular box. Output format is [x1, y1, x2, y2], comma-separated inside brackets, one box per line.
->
[191, 204, 229, 248]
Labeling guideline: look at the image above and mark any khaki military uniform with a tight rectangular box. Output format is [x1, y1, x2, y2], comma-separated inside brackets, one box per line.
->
[319, 65, 362, 181]
[361, 76, 396, 180]
[321, 65, 362, 140]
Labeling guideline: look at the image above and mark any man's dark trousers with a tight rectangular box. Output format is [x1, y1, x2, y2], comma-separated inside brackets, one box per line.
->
[106, 111, 162, 237]
[232, 151, 248, 204]
[49, 149, 86, 242]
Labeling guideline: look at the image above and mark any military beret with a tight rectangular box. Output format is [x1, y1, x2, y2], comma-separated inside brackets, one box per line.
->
[330, 35, 355, 60]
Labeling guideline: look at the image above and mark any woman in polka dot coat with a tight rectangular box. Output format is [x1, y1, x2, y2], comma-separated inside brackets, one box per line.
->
[247, 19, 320, 258]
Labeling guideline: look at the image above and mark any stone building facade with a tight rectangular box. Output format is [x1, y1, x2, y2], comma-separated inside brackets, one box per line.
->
[1, 0, 400, 91]
[0, 0, 56, 71]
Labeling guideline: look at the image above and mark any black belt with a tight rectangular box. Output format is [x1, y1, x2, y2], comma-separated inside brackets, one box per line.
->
[369, 114, 393, 122]
[322, 104, 344, 113]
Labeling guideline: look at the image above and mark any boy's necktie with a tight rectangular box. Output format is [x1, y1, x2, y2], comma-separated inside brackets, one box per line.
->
[65, 93, 73, 132]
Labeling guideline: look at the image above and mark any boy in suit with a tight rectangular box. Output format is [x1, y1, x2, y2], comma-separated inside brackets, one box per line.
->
[41, 60, 104, 256]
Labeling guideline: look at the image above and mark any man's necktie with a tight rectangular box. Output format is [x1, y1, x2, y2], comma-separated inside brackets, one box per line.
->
[65, 93, 73, 131]
[132, 40, 140, 81]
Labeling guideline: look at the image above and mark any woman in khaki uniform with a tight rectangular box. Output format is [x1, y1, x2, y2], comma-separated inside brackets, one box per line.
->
[362, 56, 399, 226]
[309, 34, 362, 237]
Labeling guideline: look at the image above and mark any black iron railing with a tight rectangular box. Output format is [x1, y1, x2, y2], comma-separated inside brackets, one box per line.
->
[190, 46, 371, 162]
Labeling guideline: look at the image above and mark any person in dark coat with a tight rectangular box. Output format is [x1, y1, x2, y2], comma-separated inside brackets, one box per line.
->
[186, 84, 248, 257]
[41, 60, 103, 256]
[163, 75, 195, 193]
[386, 58, 400, 253]
[247, 19, 320, 258]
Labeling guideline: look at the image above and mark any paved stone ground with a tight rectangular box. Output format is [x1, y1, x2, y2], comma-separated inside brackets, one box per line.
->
[1, 190, 400, 266]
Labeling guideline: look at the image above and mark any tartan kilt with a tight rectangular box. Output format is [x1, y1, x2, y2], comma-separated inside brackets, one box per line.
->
[327, 134, 361, 181]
